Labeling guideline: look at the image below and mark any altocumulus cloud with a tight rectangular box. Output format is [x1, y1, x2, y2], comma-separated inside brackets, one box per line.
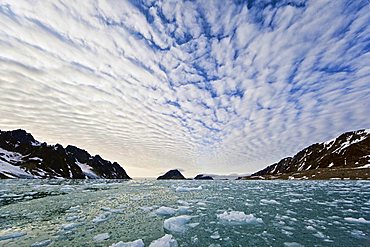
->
[0, 0, 369, 177]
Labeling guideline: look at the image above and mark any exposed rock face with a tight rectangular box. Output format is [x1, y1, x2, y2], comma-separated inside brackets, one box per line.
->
[0, 129, 131, 179]
[241, 129, 370, 180]
[157, 169, 185, 180]
[194, 174, 213, 180]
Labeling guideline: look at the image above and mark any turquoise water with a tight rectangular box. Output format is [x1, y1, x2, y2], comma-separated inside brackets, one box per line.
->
[0, 180, 369, 246]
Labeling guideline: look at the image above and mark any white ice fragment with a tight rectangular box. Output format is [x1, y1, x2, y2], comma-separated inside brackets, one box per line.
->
[92, 212, 111, 223]
[0, 231, 27, 240]
[110, 239, 144, 247]
[31, 239, 52, 247]
[61, 223, 81, 230]
[163, 215, 193, 233]
[260, 199, 280, 205]
[93, 233, 110, 241]
[217, 211, 263, 225]
[284, 242, 304, 247]
[154, 206, 177, 216]
[175, 186, 202, 192]
[149, 234, 178, 247]
[344, 217, 370, 224]
[210, 231, 220, 239]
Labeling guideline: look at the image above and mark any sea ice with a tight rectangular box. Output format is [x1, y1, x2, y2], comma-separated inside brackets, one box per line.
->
[163, 215, 193, 233]
[260, 199, 281, 205]
[175, 186, 202, 192]
[217, 211, 263, 224]
[344, 217, 370, 224]
[284, 242, 304, 247]
[154, 206, 177, 216]
[93, 233, 110, 241]
[110, 239, 145, 247]
[61, 222, 81, 230]
[30, 239, 52, 247]
[0, 231, 27, 240]
[149, 234, 178, 247]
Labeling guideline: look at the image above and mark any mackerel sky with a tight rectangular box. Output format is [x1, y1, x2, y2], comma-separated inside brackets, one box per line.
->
[0, 0, 369, 177]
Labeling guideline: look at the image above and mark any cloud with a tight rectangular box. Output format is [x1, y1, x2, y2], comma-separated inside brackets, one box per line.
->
[0, 0, 369, 177]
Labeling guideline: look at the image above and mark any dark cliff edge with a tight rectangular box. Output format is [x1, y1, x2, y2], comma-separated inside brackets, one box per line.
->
[239, 129, 370, 180]
[0, 129, 131, 179]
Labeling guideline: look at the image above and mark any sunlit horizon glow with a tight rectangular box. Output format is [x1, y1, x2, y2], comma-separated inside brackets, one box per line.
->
[0, 0, 369, 177]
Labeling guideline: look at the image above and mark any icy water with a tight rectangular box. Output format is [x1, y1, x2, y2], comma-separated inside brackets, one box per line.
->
[0, 180, 370, 247]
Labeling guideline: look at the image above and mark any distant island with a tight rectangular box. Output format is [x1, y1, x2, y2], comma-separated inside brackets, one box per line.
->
[194, 174, 213, 180]
[157, 169, 185, 179]
[0, 129, 131, 179]
[239, 129, 370, 180]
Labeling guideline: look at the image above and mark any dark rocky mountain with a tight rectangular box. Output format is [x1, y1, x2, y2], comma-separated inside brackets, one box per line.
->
[157, 169, 185, 180]
[240, 129, 370, 180]
[194, 174, 213, 180]
[0, 129, 131, 179]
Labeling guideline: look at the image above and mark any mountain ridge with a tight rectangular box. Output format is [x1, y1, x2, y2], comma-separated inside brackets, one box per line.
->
[0, 129, 131, 179]
[239, 128, 370, 180]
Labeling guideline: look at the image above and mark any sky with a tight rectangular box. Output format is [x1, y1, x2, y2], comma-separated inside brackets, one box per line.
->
[0, 0, 369, 178]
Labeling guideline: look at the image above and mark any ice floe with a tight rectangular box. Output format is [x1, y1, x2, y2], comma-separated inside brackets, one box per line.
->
[154, 206, 177, 216]
[149, 234, 178, 247]
[175, 186, 202, 192]
[111, 239, 145, 247]
[0, 231, 27, 240]
[344, 217, 370, 224]
[93, 233, 110, 241]
[217, 211, 263, 224]
[260, 199, 281, 205]
[30, 239, 52, 247]
[163, 215, 193, 233]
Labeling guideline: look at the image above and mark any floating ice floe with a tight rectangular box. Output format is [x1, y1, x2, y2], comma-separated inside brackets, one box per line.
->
[217, 211, 263, 224]
[210, 231, 220, 239]
[163, 215, 193, 233]
[92, 212, 111, 223]
[101, 207, 125, 214]
[30, 239, 52, 247]
[154, 206, 177, 216]
[0, 231, 27, 241]
[93, 233, 110, 241]
[149, 234, 178, 247]
[110, 239, 144, 247]
[283, 242, 304, 247]
[344, 217, 370, 224]
[260, 199, 281, 205]
[61, 222, 81, 230]
[175, 186, 202, 192]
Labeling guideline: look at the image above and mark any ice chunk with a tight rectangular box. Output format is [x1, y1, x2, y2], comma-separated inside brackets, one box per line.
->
[163, 215, 193, 233]
[31, 239, 52, 247]
[217, 211, 263, 224]
[260, 199, 280, 205]
[210, 231, 220, 239]
[93, 233, 110, 241]
[284, 242, 304, 247]
[110, 239, 144, 247]
[154, 206, 177, 216]
[61, 223, 81, 230]
[92, 212, 111, 223]
[175, 186, 202, 192]
[344, 217, 370, 224]
[149, 234, 178, 247]
[0, 231, 27, 240]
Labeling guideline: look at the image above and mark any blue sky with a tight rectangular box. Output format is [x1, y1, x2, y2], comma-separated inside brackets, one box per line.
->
[0, 0, 369, 177]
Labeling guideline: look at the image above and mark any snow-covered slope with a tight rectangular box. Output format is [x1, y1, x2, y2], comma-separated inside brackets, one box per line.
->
[0, 129, 131, 179]
[247, 129, 370, 179]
